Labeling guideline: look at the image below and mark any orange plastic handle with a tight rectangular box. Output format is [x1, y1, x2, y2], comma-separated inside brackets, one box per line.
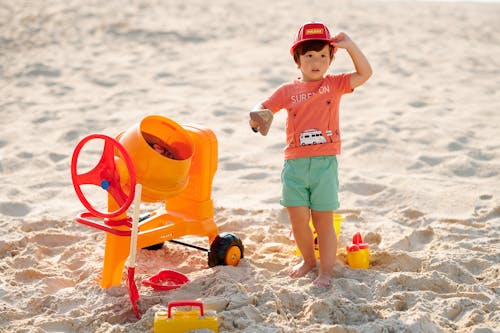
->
[167, 300, 204, 318]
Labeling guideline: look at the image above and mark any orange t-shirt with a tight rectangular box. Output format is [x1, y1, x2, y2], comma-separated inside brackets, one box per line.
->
[262, 74, 353, 160]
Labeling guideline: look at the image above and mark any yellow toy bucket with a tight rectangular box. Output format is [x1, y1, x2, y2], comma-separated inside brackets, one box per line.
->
[290, 213, 343, 258]
[154, 300, 218, 333]
[346, 232, 370, 269]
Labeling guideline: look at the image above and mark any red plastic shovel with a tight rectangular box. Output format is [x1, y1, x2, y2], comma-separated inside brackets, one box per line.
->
[126, 183, 142, 319]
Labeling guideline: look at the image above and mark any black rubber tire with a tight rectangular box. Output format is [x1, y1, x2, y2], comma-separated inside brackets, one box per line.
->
[208, 233, 244, 267]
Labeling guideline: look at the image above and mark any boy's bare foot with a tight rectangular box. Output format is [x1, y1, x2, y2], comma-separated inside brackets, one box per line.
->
[313, 272, 332, 287]
[289, 260, 316, 278]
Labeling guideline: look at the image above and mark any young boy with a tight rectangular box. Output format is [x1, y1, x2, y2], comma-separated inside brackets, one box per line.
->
[249, 22, 372, 287]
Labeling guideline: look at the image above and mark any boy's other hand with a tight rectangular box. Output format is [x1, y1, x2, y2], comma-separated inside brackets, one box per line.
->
[250, 119, 259, 132]
[249, 110, 273, 136]
[330, 32, 353, 50]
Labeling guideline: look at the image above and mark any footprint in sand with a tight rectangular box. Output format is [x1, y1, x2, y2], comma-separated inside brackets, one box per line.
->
[47, 83, 74, 97]
[445, 157, 497, 178]
[240, 172, 268, 180]
[391, 226, 434, 251]
[221, 127, 234, 135]
[261, 196, 281, 205]
[42, 277, 76, 295]
[447, 134, 471, 152]
[221, 161, 249, 171]
[0, 202, 31, 217]
[342, 182, 386, 196]
[447, 141, 463, 151]
[479, 194, 492, 201]
[15, 268, 51, 283]
[32, 111, 57, 124]
[408, 100, 427, 108]
[476, 203, 500, 224]
[19, 63, 61, 78]
[30, 232, 81, 248]
[94, 79, 117, 87]
[154, 71, 174, 82]
[60, 130, 81, 142]
[16, 151, 34, 159]
[212, 110, 227, 117]
[48, 152, 67, 163]
[402, 208, 425, 220]
[425, 259, 477, 285]
[371, 251, 423, 273]
[363, 231, 382, 245]
[418, 154, 444, 167]
[467, 149, 495, 161]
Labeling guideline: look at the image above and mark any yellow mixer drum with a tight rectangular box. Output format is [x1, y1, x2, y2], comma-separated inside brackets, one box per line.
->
[117, 115, 194, 202]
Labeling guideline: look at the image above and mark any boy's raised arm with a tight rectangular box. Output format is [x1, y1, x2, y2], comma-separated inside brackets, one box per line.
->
[331, 32, 372, 89]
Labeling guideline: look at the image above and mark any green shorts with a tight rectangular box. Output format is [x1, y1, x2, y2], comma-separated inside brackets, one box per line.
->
[280, 156, 339, 211]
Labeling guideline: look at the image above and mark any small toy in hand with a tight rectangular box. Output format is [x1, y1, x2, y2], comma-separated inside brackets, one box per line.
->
[249, 109, 273, 136]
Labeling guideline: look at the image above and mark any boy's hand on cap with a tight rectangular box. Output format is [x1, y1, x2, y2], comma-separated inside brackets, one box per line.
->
[330, 32, 352, 49]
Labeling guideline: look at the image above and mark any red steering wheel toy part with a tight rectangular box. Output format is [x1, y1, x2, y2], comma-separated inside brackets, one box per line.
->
[71, 134, 137, 219]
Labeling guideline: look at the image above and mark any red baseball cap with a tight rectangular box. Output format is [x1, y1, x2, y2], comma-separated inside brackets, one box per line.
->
[290, 22, 333, 56]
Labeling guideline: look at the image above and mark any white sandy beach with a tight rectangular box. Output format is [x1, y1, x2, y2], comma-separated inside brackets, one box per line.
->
[1, 0, 499, 332]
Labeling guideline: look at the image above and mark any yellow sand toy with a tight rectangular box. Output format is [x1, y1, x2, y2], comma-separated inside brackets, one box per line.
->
[70, 115, 244, 289]
[289, 214, 343, 258]
[346, 232, 370, 269]
[154, 300, 218, 333]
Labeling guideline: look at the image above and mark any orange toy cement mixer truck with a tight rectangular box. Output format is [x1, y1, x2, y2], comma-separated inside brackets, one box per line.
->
[70, 115, 244, 289]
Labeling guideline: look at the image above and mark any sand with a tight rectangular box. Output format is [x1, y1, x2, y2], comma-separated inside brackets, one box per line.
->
[1, 0, 499, 332]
